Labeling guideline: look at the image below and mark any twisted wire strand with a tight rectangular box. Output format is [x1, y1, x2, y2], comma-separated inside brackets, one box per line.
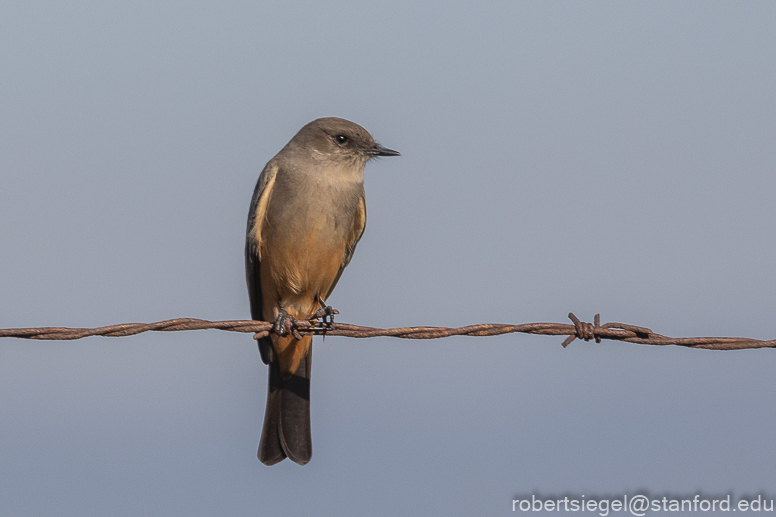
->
[1, 313, 773, 350]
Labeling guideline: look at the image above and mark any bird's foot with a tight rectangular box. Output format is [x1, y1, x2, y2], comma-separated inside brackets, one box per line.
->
[312, 303, 339, 328]
[272, 306, 303, 340]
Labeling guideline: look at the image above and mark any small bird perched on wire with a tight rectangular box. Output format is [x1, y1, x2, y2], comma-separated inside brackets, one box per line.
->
[245, 117, 400, 465]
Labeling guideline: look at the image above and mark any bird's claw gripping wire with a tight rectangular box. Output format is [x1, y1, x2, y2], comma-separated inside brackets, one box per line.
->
[311, 303, 339, 328]
[273, 306, 303, 341]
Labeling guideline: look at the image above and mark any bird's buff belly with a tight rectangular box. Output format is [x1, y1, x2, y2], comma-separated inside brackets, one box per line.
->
[259, 229, 347, 318]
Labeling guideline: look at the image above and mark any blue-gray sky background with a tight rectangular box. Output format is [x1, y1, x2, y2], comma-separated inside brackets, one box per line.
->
[1, 2, 774, 515]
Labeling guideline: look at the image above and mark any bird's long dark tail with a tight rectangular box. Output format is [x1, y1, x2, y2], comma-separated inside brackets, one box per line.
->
[258, 337, 312, 466]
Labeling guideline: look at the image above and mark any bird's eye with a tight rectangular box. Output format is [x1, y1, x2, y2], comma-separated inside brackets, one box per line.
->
[335, 135, 348, 145]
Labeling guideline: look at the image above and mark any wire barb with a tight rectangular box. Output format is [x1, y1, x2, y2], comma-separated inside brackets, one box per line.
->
[0, 314, 774, 351]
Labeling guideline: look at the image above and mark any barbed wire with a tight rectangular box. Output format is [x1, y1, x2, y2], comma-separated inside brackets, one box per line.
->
[0, 313, 773, 350]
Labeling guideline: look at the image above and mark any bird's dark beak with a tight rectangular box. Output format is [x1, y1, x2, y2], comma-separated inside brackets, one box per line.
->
[368, 143, 401, 157]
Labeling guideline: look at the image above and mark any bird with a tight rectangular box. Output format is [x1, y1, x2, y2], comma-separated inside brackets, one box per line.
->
[245, 117, 400, 465]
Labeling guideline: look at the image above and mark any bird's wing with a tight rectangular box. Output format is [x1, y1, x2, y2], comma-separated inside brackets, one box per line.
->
[325, 192, 366, 301]
[245, 162, 279, 364]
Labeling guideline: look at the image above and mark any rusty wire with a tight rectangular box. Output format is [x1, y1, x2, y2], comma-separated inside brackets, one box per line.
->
[0, 313, 774, 350]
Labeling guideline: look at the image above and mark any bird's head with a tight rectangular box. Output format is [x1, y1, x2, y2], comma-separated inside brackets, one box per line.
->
[290, 117, 400, 166]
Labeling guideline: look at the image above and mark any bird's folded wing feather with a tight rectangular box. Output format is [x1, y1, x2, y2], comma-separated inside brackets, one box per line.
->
[326, 193, 366, 300]
[245, 162, 279, 324]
